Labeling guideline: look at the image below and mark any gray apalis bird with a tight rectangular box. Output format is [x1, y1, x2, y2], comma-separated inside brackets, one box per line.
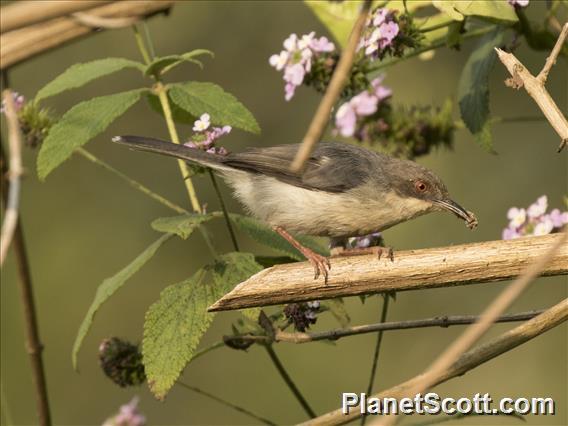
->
[113, 136, 478, 281]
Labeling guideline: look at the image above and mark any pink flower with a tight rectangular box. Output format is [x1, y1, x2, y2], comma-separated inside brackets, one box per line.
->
[372, 8, 389, 26]
[335, 103, 357, 137]
[284, 82, 296, 101]
[502, 227, 521, 240]
[527, 195, 547, 219]
[350, 91, 378, 115]
[0, 92, 25, 114]
[507, 207, 526, 228]
[269, 51, 289, 71]
[508, 0, 529, 7]
[310, 36, 335, 52]
[548, 209, 568, 228]
[103, 397, 146, 426]
[284, 63, 305, 86]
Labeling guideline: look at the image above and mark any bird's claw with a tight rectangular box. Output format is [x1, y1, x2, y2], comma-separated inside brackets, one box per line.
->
[304, 249, 331, 284]
[377, 246, 394, 262]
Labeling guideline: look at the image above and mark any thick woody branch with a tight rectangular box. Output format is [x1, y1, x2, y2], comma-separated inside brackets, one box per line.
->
[290, 0, 372, 172]
[0, 1, 111, 34]
[208, 234, 568, 311]
[299, 298, 568, 426]
[224, 310, 544, 345]
[495, 22, 568, 152]
[0, 1, 174, 70]
[0, 89, 24, 265]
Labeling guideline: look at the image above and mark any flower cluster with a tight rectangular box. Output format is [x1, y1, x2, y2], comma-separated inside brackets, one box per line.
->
[284, 301, 320, 332]
[98, 337, 146, 387]
[359, 8, 400, 58]
[103, 397, 146, 426]
[0, 91, 25, 114]
[184, 113, 231, 156]
[502, 195, 568, 240]
[508, 0, 529, 7]
[335, 76, 392, 137]
[269, 32, 335, 101]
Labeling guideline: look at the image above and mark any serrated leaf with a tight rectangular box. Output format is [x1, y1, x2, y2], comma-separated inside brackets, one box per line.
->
[169, 82, 260, 134]
[35, 58, 144, 102]
[151, 213, 216, 239]
[475, 121, 496, 154]
[144, 49, 214, 77]
[72, 233, 172, 370]
[305, 1, 430, 47]
[434, 1, 517, 22]
[230, 214, 329, 260]
[322, 298, 350, 327]
[143, 252, 261, 399]
[457, 28, 504, 150]
[37, 89, 146, 179]
[146, 92, 196, 125]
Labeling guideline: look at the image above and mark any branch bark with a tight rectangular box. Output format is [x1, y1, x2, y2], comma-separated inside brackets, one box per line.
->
[0, 89, 24, 265]
[289, 0, 372, 172]
[495, 22, 568, 152]
[223, 309, 544, 345]
[0, 1, 174, 70]
[208, 234, 568, 311]
[299, 298, 568, 426]
[0, 1, 111, 33]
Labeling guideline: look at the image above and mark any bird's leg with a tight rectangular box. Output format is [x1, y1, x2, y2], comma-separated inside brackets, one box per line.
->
[273, 226, 331, 283]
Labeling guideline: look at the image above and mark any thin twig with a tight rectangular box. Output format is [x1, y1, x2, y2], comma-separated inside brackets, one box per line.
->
[299, 299, 568, 426]
[1, 80, 51, 426]
[536, 22, 568, 84]
[495, 22, 568, 152]
[208, 234, 568, 312]
[264, 345, 317, 419]
[76, 148, 189, 215]
[177, 381, 277, 425]
[290, 0, 372, 172]
[361, 295, 390, 426]
[0, 89, 23, 265]
[376, 231, 567, 426]
[208, 170, 240, 252]
[223, 309, 545, 345]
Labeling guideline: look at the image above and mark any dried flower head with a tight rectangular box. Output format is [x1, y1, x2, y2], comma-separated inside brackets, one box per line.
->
[99, 338, 146, 387]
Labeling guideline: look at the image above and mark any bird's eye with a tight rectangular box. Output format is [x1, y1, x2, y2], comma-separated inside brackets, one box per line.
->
[415, 180, 427, 192]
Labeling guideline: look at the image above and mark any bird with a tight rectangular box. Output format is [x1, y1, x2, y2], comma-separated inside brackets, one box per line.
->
[112, 135, 478, 281]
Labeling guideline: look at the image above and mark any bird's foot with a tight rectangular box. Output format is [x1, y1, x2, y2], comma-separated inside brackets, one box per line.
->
[332, 245, 394, 262]
[300, 247, 331, 283]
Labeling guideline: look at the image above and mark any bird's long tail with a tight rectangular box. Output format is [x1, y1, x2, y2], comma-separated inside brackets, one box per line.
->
[112, 135, 229, 171]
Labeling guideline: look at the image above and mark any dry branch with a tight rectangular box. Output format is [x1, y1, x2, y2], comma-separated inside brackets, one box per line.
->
[209, 234, 568, 311]
[290, 0, 372, 172]
[299, 298, 568, 426]
[0, 89, 24, 265]
[0, 1, 174, 70]
[495, 22, 568, 152]
[0, 1, 111, 34]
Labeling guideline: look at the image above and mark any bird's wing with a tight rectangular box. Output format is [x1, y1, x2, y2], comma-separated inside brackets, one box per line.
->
[222, 142, 374, 193]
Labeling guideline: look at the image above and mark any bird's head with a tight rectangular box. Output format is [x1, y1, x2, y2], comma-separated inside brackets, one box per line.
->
[386, 159, 478, 229]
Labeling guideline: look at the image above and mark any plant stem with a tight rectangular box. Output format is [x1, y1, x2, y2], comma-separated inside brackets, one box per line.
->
[177, 381, 277, 425]
[133, 25, 151, 65]
[0, 142, 51, 425]
[419, 20, 454, 34]
[361, 294, 390, 425]
[208, 170, 239, 252]
[369, 25, 496, 73]
[76, 148, 189, 215]
[264, 344, 316, 419]
[191, 341, 226, 362]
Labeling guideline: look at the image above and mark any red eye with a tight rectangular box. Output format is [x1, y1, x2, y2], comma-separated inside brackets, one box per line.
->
[415, 181, 427, 192]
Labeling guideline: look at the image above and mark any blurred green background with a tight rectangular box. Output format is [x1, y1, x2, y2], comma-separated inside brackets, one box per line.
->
[1, 1, 566, 425]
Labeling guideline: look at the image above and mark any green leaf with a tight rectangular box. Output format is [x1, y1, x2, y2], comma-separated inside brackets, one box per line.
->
[37, 89, 146, 179]
[72, 234, 172, 370]
[144, 50, 214, 77]
[169, 82, 260, 134]
[146, 92, 196, 125]
[475, 121, 496, 154]
[35, 58, 144, 102]
[151, 213, 217, 239]
[434, 0, 517, 22]
[230, 214, 329, 260]
[143, 252, 261, 399]
[457, 27, 504, 150]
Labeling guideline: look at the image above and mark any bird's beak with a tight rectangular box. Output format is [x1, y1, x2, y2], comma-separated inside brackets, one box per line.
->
[434, 199, 478, 229]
